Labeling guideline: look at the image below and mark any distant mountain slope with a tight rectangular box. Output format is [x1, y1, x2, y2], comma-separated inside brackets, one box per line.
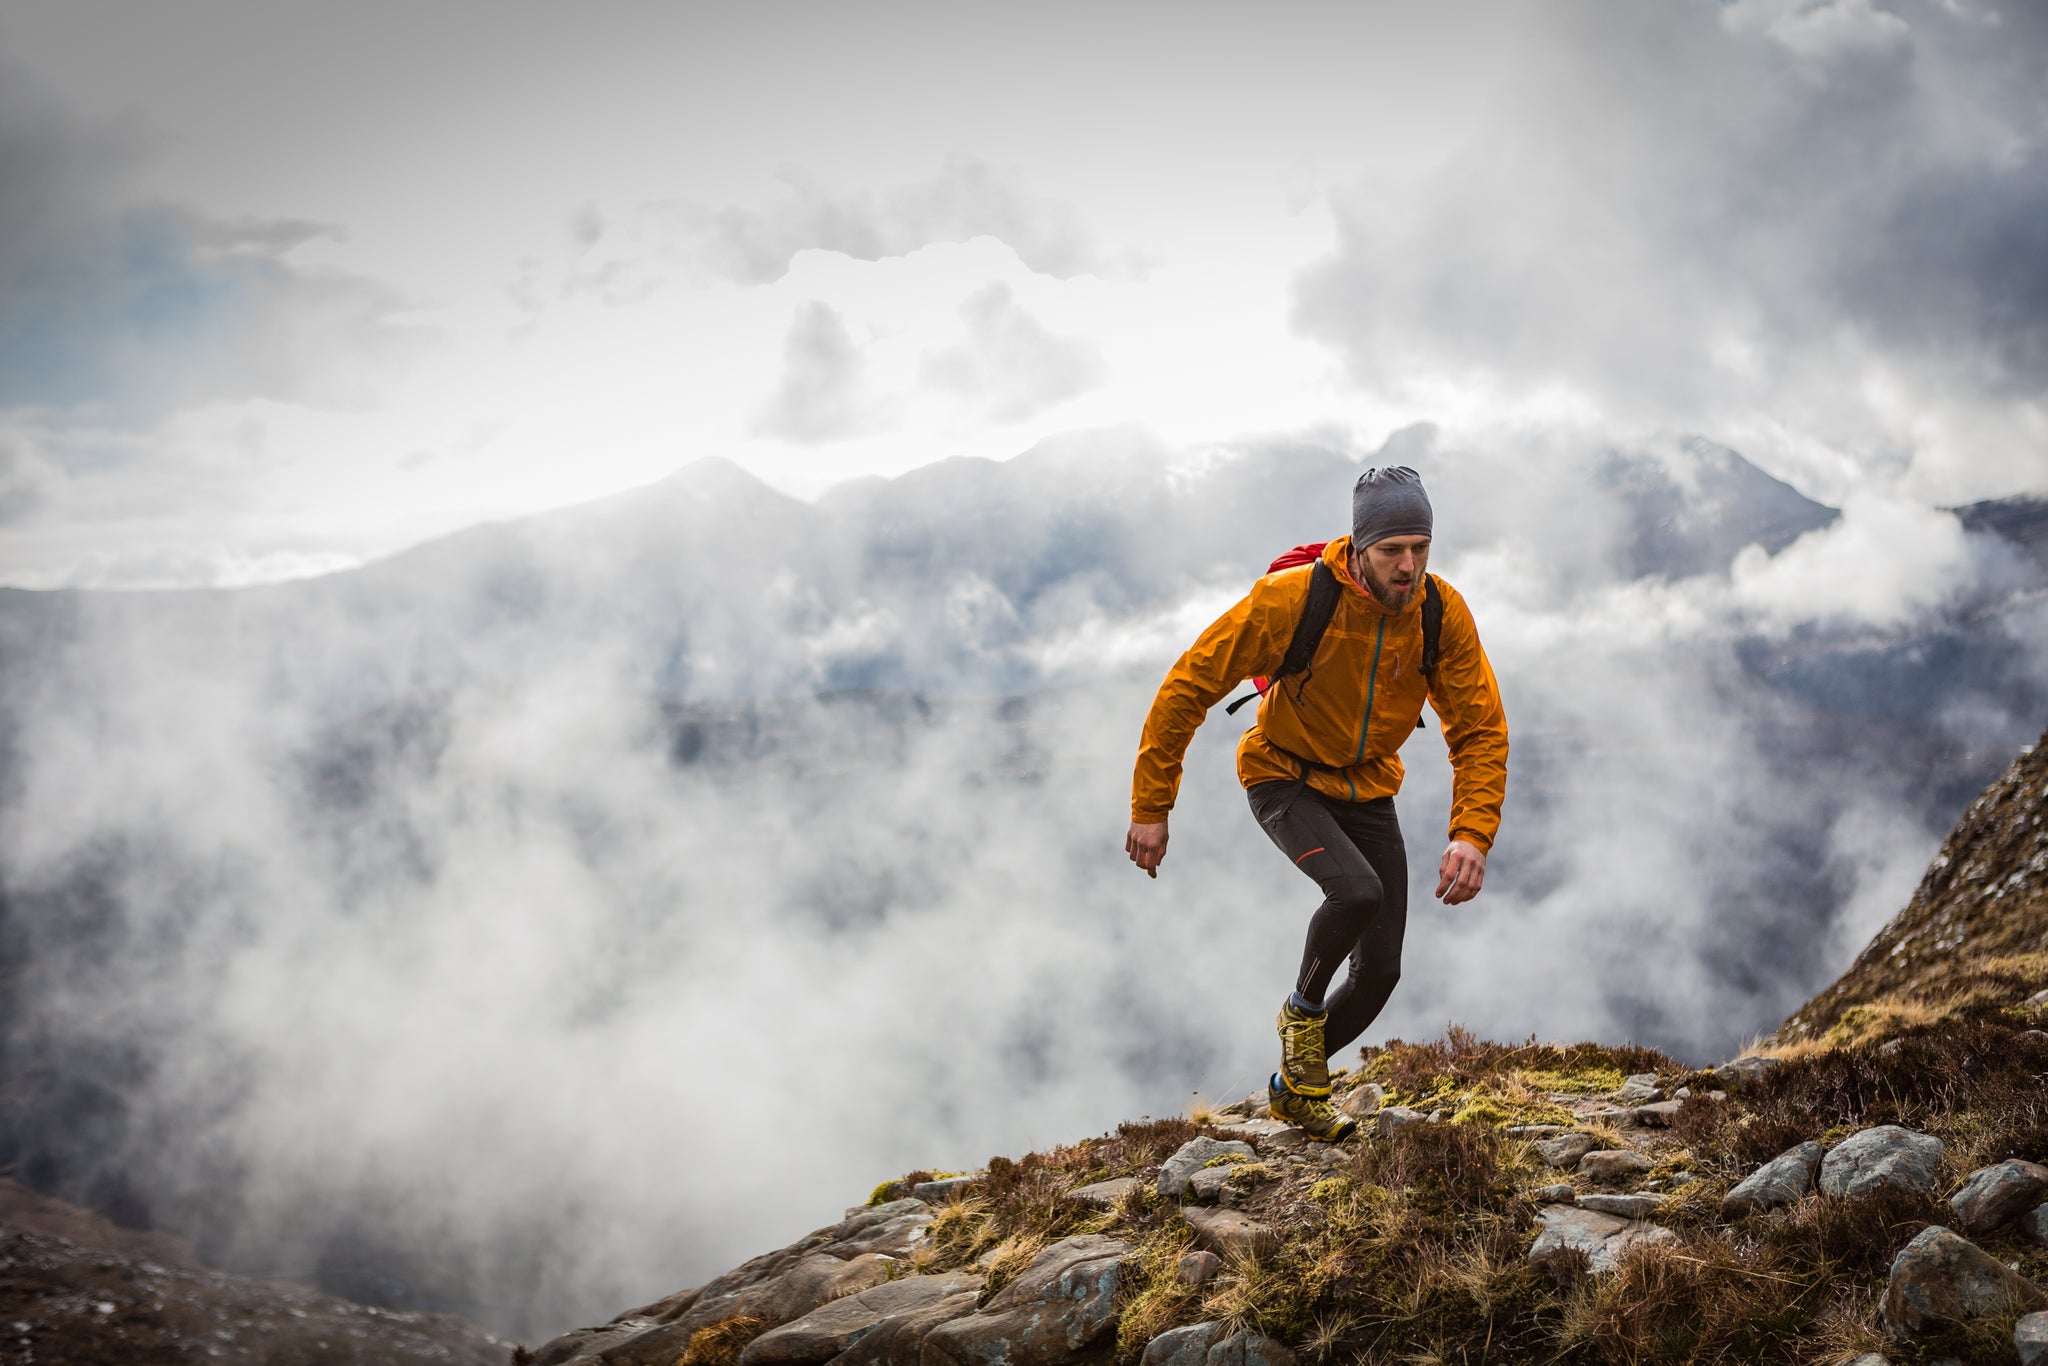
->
[1774, 725, 2048, 1045]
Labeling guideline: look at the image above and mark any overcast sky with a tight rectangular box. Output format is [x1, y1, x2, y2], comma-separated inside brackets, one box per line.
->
[2, 0, 2043, 587]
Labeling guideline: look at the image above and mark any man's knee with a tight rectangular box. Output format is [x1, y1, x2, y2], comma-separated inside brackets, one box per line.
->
[1323, 872, 1382, 918]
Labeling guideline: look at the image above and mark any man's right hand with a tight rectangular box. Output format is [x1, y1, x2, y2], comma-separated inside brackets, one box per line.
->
[1125, 820, 1169, 878]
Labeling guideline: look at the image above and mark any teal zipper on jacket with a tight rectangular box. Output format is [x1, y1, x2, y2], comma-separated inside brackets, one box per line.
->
[1347, 616, 1386, 800]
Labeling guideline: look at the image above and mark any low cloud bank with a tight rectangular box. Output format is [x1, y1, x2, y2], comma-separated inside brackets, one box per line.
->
[1, 426, 2042, 1336]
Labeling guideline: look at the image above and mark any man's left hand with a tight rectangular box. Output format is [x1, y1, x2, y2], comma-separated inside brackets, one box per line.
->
[1436, 839, 1486, 905]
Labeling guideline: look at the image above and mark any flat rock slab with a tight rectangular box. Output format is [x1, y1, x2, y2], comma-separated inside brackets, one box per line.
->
[1578, 1150, 1654, 1182]
[1157, 1139, 1257, 1200]
[739, 1270, 984, 1365]
[1528, 1205, 1678, 1274]
[1952, 1160, 2048, 1235]
[1578, 1193, 1663, 1220]
[923, 1235, 1135, 1366]
[1535, 1133, 1599, 1169]
[1722, 1142, 1822, 1219]
[1884, 1225, 2048, 1334]
[831, 1291, 984, 1366]
[1065, 1178, 1140, 1210]
[753, 1252, 899, 1324]
[1822, 1126, 1946, 1200]
[1181, 1205, 1281, 1262]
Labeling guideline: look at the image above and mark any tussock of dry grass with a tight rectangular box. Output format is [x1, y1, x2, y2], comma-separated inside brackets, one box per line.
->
[678, 1313, 770, 1366]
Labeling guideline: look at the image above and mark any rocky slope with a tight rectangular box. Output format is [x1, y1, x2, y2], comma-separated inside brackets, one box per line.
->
[517, 725, 2048, 1366]
[0, 1177, 510, 1365]
[1774, 730, 2048, 1048]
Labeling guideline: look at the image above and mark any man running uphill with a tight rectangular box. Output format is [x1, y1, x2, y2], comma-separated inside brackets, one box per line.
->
[1125, 467, 1508, 1141]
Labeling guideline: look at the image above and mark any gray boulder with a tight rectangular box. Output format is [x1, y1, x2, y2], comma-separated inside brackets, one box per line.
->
[1140, 1322, 1296, 1366]
[1820, 1126, 1946, 1200]
[1952, 1160, 2048, 1235]
[1534, 1133, 1599, 1169]
[1883, 1225, 2048, 1333]
[1721, 1142, 1823, 1219]
[1632, 1100, 1684, 1127]
[1535, 1183, 1576, 1204]
[1615, 1074, 1662, 1103]
[1176, 1251, 1222, 1286]
[1181, 1205, 1281, 1262]
[1187, 1167, 1236, 1205]
[737, 1270, 982, 1365]
[1156, 1139, 1256, 1200]
[1142, 1322, 1222, 1366]
[2020, 1311, 2048, 1366]
[2023, 1204, 2048, 1245]
[1528, 1205, 1678, 1274]
[921, 1235, 1135, 1366]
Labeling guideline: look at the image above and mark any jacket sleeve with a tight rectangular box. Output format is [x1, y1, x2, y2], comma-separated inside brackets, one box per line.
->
[1130, 579, 1297, 823]
[1427, 584, 1509, 853]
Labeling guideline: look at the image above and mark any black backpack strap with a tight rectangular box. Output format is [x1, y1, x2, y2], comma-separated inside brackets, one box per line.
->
[1413, 575, 1444, 730]
[1419, 574, 1443, 676]
[1279, 558, 1343, 692]
[1223, 558, 1341, 716]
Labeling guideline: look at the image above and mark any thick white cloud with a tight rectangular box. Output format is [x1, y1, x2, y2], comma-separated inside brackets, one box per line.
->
[1293, 0, 2048, 504]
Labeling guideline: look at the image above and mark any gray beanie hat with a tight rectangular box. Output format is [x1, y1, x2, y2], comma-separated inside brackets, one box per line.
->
[1352, 466, 1433, 547]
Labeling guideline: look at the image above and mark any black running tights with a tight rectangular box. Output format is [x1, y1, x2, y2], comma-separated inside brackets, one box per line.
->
[1246, 781, 1409, 1056]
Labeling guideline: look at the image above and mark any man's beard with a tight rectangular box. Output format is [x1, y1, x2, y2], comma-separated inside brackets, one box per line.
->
[1359, 559, 1418, 609]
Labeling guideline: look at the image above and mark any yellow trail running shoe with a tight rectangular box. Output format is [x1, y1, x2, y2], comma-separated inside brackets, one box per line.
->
[1276, 999, 1332, 1097]
[1268, 1072, 1358, 1142]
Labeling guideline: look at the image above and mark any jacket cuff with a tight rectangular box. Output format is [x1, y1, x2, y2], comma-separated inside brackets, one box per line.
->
[1449, 827, 1494, 855]
[1132, 807, 1171, 825]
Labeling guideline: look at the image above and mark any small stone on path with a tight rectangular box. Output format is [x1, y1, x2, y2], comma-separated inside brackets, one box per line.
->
[1578, 1149, 1654, 1182]
[1535, 1133, 1599, 1169]
[1721, 1142, 1822, 1219]
[1175, 1252, 1222, 1287]
[1579, 1193, 1663, 1220]
[1066, 1178, 1139, 1210]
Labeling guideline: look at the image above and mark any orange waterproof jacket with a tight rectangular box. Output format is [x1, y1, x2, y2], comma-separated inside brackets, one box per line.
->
[1131, 537, 1509, 851]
